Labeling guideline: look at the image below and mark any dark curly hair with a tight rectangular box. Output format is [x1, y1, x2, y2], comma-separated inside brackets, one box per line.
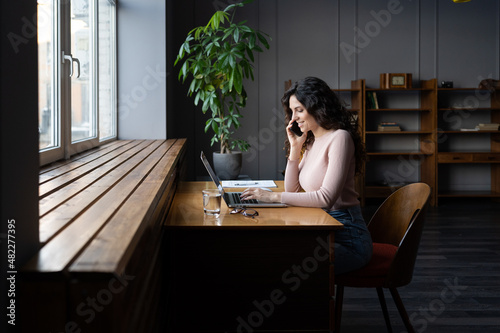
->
[282, 77, 366, 174]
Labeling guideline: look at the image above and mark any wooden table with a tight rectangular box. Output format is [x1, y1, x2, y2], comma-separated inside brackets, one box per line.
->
[164, 181, 344, 332]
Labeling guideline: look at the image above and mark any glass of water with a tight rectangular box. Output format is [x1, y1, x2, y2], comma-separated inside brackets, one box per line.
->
[202, 189, 221, 217]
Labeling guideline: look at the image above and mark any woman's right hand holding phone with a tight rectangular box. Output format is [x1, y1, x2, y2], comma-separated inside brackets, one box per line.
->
[286, 119, 307, 160]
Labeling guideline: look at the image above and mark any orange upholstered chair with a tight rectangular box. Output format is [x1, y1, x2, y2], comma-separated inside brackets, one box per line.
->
[335, 182, 431, 333]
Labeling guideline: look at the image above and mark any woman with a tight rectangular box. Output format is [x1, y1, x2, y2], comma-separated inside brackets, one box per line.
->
[241, 76, 372, 274]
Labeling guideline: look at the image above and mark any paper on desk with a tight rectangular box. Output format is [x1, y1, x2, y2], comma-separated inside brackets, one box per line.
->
[221, 180, 277, 188]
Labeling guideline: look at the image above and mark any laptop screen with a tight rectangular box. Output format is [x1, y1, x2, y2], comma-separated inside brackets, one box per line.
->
[200, 151, 225, 196]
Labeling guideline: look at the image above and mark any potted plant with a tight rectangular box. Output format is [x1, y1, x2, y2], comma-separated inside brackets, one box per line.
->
[174, 0, 270, 179]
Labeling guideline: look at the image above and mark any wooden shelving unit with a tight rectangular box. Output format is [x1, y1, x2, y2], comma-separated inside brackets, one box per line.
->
[363, 79, 437, 205]
[436, 87, 500, 204]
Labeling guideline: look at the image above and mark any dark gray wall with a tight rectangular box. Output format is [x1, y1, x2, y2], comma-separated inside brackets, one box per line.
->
[169, 0, 500, 185]
[1, 1, 39, 331]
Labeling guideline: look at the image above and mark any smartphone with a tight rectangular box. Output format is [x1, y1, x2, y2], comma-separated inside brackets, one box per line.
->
[291, 121, 303, 136]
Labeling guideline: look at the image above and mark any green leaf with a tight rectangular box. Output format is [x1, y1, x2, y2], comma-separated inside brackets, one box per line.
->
[211, 120, 219, 134]
[257, 32, 270, 49]
[228, 69, 234, 92]
[224, 4, 238, 12]
[241, 60, 250, 78]
[205, 42, 214, 56]
[239, 24, 252, 33]
[228, 54, 235, 68]
[183, 40, 191, 54]
[245, 46, 254, 62]
[205, 118, 212, 132]
[180, 61, 188, 80]
[233, 66, 242, 94]
[222, 29, 233, 41]
[234, 28, 240, 43]
[218, 51, 229, 63]
[249, 33, 256, 49]
[194, 91, 201, 106]
[202, 97, 210, 112]
[188, 78, 197, 94]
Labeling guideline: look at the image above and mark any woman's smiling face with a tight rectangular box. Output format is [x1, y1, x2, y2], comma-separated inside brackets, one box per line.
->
[289, 94, 320, 135]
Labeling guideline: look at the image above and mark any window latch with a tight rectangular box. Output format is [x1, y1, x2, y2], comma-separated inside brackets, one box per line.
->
[62, 51, 81, 78]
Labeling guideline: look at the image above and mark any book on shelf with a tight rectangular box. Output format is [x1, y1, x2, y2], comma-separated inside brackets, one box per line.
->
[366, 92, 379, 109]
[373, 92, 379, 109]
[378, 122, 401, 131]
[477, 123, 499, 131]
[459, 123, 499, 131]
[366, 92, 373, 109]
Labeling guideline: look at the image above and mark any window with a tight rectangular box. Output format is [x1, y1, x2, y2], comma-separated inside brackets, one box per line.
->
[38, 0, 116, 165]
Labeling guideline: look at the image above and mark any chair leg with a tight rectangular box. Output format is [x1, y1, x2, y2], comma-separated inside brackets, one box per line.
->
[389, 287, 415, 333]
[335, 285, 344, 333]
[376, 287, 393, 333]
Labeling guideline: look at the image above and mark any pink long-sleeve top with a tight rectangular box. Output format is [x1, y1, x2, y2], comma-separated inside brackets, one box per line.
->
[281, 129, 359, 211]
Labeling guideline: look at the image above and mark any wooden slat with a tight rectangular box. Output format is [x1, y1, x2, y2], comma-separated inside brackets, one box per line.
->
[70, 139, 186, 273]
[39, 140, 133, 180]
[39, 140, 151, 217]
[24, 140, 176, 272]
[39, 140, 147, 197]
[38, 140, 165, 243]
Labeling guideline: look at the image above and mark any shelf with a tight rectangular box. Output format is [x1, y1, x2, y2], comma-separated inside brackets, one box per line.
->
[438, 88, 496, 92]
[438, 152, 500, 163]
[438, 108, 500, 111]
[438, 108, 500, 113]
[333, 88, 361, 92]
[439, 130, 500, 134]
[367, 88, 434, 92]
[367, 108, 432, 112]
[366, 131, 434, 134]
[435, 85, 499, 205]
[368, 151, 433, 158]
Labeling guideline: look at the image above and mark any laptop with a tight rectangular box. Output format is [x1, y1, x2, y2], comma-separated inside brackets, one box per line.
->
[200, 151, 287, 208]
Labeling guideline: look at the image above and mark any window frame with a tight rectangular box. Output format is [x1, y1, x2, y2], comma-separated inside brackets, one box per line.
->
[39, 0, 117, 166]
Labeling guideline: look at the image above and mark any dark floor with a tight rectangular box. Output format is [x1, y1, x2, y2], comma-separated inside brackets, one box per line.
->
[338, 198, 500, 333]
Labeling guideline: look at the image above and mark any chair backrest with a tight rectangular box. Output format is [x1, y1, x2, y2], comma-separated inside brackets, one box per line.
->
[367, 183, 431, 287]
[368, 183, 431, 245]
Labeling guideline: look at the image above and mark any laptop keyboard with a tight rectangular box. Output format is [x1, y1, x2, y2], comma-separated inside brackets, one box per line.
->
[230, 192, 258, 205]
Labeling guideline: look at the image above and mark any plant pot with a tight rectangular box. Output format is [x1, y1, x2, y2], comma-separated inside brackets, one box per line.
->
[213, 151, 242, 180]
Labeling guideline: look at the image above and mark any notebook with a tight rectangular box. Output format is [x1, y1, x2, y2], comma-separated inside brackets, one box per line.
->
[200, 151, 287, 208]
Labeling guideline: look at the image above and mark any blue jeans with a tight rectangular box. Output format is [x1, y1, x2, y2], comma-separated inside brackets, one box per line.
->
[328, 205, 373, 275]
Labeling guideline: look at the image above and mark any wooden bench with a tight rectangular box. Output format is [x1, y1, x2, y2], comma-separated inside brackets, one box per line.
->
[20, 139, 187, 333]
